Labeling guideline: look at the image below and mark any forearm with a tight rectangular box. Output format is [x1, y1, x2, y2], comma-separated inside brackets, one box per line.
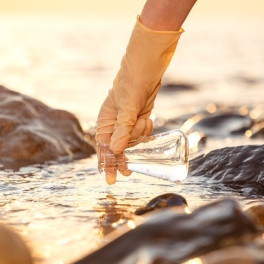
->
[140, 0, 197, 31]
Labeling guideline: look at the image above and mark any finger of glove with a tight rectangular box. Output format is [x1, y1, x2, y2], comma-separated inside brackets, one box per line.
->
[96, 103, 117, 140]
[118, 169, 132, 176]
[110, 104, 137, 154]
[117, 119, 146, 176]
[97, 134, 117, 185]
[130, 119, 146, 140]
[116, 118, 151, 176]
[143, 118, 153, 136]
[117, 153, 132, 176]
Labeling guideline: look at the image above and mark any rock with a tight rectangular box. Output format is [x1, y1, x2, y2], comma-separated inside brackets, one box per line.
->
[0, 85, 95, 170]
[199, 245, 264, 264]
[192, 114, 253, 138]
[74, 199, 260, 264]
[0, 224, 32, 264]
[189, 145, 264, 193]
[135, 193, 187, 215]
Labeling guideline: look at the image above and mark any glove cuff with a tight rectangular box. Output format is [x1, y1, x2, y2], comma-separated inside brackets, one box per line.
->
[136, 15, 185, 35]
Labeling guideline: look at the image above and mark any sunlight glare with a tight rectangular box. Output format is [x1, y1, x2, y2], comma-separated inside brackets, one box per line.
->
[239, 106, 248, 116]
[181, 115, 201, 133]
[183, 258, 203, 264]
[206, 103, 216, 113]
[250, 110, 258, 119]
[245, 130, 252, 137]
[185, 207, 191, 214]
[127, 220, 136, 229]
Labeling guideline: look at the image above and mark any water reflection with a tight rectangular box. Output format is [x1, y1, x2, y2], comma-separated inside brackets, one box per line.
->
[206, 103, 216, 114]
[180, 114, 201, 133]
[250, 109, 259, 119]
[188, 131, 204, 153]
[184, 206, 191, 214]
[0, 153, 264, 263]
[239, 106, 248, 116]
[94, 193, 134, 238]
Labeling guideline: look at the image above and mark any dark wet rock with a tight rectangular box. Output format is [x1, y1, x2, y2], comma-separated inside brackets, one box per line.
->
[135, 193, 187, 215]
[0, 85, 95, 170]
[192, 114, 253, 137]
[160, 83, 197, 92]
[0, 224, 32, 264]
[189, 145, 264, 193]
[74, 199, 260, 264]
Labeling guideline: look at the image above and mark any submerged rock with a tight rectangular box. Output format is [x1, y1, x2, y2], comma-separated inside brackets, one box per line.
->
[0, 224, 32, 264]
[74, 199, 260, 264]
[134, 193, 187, 215]
[189, 144, 264, 193]
[0, 85, 95, 169]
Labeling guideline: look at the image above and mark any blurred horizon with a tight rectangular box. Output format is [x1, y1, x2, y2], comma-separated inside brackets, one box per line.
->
[0, 0, 263, 122]
[1, 0, 264, 17]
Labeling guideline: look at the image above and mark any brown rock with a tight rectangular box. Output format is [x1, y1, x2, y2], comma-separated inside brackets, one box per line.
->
[199, 245, 264, 264]
[0, 85, 95, 169]
[0, 224, 32, 264]
[74, 199, 260, 264]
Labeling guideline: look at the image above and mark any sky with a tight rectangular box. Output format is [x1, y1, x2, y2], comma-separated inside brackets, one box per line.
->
[1, 0, 264, 16]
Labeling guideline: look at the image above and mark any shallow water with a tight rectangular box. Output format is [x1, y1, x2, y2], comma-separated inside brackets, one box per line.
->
[1, 155, 264, 263]
[0, 13, 264, 264]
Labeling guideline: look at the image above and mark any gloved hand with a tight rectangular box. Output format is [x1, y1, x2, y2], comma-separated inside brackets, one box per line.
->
[96, 16, 184, 184]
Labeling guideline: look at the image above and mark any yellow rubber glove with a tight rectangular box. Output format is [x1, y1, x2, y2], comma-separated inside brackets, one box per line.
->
[96, 16, 184, 184]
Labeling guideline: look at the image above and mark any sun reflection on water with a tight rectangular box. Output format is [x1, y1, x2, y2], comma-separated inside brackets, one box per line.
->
[181, 115, 201, 134]
[188, 131, 203, 153]
[184, 207, 191, 214]
[206, 103, 216, 114]
[127, 220, 136, 229]
[245, 130, 252, 138]
[239, 106, 248, 116]
[250, 109, 259, 119]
